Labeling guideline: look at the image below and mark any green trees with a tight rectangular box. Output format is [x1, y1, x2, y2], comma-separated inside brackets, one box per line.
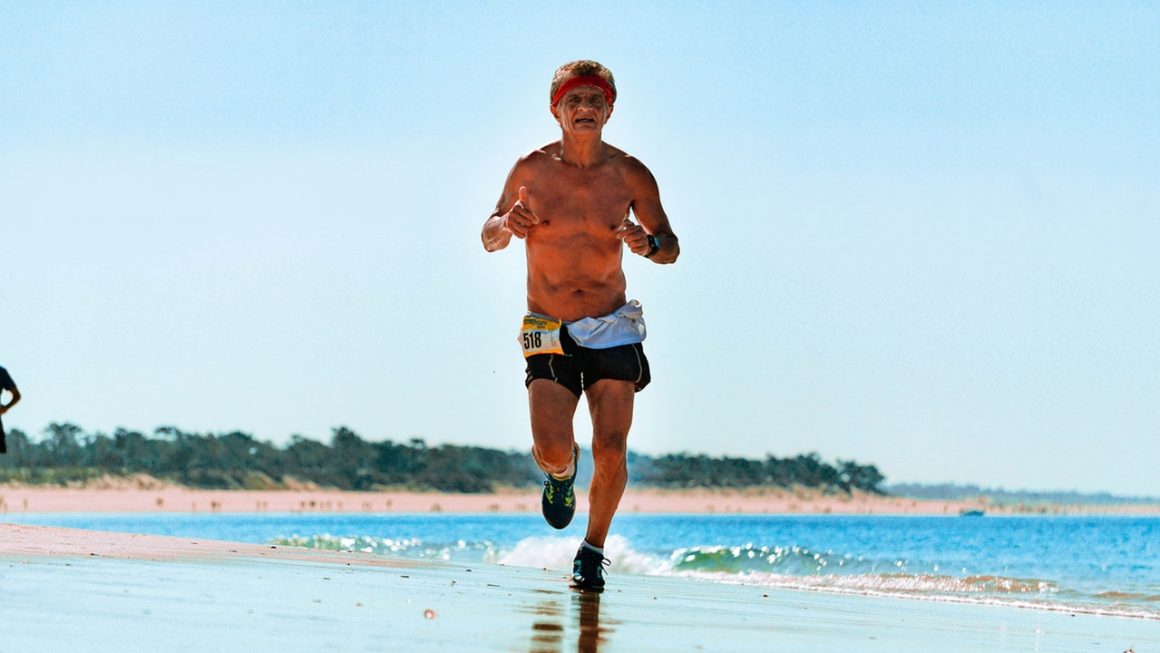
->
[0, 424, 886, 494]
[629, 451, 884, 493]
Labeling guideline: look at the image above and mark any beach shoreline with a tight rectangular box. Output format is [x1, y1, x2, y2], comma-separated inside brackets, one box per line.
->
[3, 522, 1156, 652]
[2, 482, 1156, 516]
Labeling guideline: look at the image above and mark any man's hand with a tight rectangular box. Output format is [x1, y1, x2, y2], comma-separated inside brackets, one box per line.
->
[501, 186, 541, 239]
[617, 217, 652, 256]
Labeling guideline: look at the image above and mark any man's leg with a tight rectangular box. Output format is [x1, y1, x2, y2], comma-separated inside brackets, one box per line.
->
[528, 379, 581, 476]
[581, 379, 635, 548]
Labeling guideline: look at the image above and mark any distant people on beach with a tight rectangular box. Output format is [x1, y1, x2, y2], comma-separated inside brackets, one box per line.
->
[481, 60, 680, 591]
[0, 364, 21, 454]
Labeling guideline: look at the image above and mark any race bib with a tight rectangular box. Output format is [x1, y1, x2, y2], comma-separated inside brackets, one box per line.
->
[519, 315, 565, 357]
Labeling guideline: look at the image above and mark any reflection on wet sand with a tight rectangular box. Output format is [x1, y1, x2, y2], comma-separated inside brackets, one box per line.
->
[575, 590, 608, 652]
[524, 589, 613, 653]
[526, 593, 565, 653]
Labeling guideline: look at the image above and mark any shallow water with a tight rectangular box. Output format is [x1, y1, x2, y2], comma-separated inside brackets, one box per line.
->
[6, 512, 1157, 620]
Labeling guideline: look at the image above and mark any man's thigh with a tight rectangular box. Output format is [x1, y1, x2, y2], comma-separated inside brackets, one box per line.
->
[584, 379, 636, 444]
[529, 378, 581, 439]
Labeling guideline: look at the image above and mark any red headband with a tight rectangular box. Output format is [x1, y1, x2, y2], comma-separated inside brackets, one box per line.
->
[551, 75, 615, 107]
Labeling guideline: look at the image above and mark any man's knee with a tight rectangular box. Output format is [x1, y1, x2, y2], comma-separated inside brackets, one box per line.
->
[533, 440, 575, 471]
[591, 431, 628, 467]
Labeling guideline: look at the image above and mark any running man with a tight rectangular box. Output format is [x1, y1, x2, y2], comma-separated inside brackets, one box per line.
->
[481, 60, 680, 590]
[0, 364, 21, 454]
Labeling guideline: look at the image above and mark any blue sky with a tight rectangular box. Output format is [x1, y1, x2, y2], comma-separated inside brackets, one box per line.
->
[2, 2, 1157, 495]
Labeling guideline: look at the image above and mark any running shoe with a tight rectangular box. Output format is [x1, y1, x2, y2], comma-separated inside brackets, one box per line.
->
[571, 545, 609, 591]
[541, 443, 579, 529]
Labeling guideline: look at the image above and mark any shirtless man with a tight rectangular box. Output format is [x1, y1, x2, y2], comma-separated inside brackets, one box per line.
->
[0, 364, 21, 454]
[481, 60, 679, 590]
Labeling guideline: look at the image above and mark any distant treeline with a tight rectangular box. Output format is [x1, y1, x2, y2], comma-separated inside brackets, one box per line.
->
[0, 423, 886, 494]
[886, 482, 1155, 505]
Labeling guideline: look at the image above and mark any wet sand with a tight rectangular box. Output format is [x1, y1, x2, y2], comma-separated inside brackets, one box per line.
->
[2, 523, 1155, 652]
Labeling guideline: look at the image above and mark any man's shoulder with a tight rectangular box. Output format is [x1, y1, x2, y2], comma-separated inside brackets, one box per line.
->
[514, 142, 559, 167]
[594, 143, 645, 172]
[606, 149, 656, 187]
[502, 145, 556, 189]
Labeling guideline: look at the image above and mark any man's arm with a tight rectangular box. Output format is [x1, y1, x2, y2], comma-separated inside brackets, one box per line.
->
[482, 193, 515, 252]
[0, 384, 19, 416]
[620, 161, 680, 264]
[481, 160, 540, 252]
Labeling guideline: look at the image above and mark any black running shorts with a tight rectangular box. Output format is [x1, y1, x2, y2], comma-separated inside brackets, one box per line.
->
[524, 325, 650, 397]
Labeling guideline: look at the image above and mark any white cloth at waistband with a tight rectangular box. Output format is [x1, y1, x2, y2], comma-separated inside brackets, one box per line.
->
[566, 300, 646, 349]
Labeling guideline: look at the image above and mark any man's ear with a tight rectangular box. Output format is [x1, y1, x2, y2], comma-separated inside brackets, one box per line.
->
[550, 104, 560, 124]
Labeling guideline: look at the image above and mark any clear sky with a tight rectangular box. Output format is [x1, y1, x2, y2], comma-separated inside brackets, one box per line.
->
[2, 2, 1157, 496]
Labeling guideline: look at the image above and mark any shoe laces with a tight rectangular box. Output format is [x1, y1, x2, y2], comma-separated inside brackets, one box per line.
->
[576, 549, 610, 577]
[544, 475, 574, 502]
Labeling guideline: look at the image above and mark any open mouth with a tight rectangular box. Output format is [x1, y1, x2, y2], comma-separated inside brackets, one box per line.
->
[574, 118, 596, 126]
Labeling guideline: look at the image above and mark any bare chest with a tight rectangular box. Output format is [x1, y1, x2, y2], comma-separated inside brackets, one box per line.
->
[530, 167, 632, 236]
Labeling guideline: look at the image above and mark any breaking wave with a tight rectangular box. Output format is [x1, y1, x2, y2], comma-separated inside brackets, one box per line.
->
[273, 533, 499, 561]
[271, 533, 1160, 620]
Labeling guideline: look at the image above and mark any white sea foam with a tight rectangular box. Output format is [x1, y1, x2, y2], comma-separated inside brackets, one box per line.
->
[682, 570, 1160, 620]
[492, 536, 1159, 621]
[495, 535, 582, 569]
[495, 535, 668, 576]
[272, 529, 1160, 622]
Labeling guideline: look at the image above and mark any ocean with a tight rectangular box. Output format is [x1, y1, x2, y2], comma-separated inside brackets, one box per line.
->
[6, 512, 1157, 621]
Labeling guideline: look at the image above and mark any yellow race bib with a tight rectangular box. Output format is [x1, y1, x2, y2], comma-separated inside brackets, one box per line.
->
[519, 315, 565, 357]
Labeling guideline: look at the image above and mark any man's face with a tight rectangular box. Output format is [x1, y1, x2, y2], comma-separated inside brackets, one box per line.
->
[551, 84, 613, 134]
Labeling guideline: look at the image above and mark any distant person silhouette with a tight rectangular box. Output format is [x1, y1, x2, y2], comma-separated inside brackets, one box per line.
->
[0, 364, 21, 454]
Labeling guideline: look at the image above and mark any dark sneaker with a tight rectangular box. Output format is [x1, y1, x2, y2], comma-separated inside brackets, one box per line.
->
[571, 546, 609, 591]
[541, 443, 579, 529]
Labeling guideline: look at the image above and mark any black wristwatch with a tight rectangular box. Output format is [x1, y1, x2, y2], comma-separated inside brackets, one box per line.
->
[645, 234, 661, 258]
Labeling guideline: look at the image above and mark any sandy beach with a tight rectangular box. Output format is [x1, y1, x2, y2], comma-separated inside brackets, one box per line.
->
[2, 522, 1155, 653]
[4, 486, 1158, 651]
[2, 482, 1156, 516]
